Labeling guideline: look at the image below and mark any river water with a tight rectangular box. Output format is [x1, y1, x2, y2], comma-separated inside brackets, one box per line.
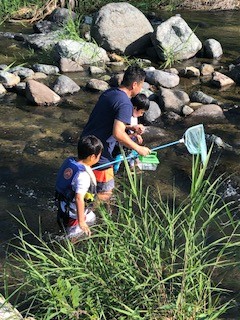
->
[0, 9, 240, 317]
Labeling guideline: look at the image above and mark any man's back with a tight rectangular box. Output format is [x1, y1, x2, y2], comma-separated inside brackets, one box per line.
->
[81, 87, 133, 165]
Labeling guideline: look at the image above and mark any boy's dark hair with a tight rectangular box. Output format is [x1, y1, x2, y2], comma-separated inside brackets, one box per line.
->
[121, 64, 146, 87]
[78, 135, 103, 159]
[131, 93, 150, 111]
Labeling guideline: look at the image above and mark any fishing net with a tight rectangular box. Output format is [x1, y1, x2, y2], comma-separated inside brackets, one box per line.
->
[95, 124, 208, 170]
[183, 124, 207, 164]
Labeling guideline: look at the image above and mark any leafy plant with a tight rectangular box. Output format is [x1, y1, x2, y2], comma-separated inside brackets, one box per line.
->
[58, 13, 83, 41]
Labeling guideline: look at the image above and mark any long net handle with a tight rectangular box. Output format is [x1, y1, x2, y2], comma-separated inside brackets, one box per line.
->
[94, 151, 137, 170]
[94, 139, 184, 170]
[151, 139, 184, 151]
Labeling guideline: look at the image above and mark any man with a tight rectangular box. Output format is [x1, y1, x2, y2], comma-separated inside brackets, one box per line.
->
[81, 65, 151, 200]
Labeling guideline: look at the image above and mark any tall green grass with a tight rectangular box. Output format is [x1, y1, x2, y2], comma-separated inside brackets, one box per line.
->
[4, 153, 240, 319]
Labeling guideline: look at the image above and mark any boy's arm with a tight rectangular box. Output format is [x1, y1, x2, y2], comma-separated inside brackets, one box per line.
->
[126, 124, 145, 135]
[75, 193, 91, 236]
[113, 119, 150, 156]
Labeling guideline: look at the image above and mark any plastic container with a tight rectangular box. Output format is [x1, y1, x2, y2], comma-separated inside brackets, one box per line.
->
[137, 152, 160, 171]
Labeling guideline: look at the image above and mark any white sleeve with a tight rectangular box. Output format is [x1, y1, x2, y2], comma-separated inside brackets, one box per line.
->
[71, 171, 90, 195]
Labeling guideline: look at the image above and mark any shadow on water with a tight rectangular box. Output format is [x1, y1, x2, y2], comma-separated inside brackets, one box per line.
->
[0, 9, 240, 318]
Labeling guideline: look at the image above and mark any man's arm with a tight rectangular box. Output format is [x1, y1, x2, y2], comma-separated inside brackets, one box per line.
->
[113, 119, 150, 156]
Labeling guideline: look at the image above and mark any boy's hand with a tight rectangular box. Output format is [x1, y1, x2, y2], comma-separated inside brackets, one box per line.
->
[132, 124, 145, 135]
[80, 221, 91, 236]
[136, 134, 143, 144]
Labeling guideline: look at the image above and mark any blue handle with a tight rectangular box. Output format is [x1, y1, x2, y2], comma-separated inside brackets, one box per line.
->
[151, 140, 181, 151]
[94, 150, 138, 170]
[94, 139, 182, 170]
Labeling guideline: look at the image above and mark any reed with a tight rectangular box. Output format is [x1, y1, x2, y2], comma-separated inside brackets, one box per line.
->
[4, 153, 240, 319]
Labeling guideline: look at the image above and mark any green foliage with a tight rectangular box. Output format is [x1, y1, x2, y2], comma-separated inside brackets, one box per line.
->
[4, 152, 240, 319]
[0, 0, 44, 22]
[59, 13, 84, 41]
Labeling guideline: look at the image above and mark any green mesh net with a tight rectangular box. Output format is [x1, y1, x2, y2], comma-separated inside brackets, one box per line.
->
[183, 124, 207, 164]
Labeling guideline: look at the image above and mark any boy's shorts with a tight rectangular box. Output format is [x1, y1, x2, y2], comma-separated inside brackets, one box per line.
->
[93, 167, 114, 193]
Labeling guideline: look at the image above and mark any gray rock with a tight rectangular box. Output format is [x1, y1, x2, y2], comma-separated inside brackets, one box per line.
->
[0, 71, 20, 88]
[55, 39, 109, 65]
[163, 111, 182, 125]
[179, 66, 200, 77]
[24, 31, 63, 50]
[9, 66, 34, 79]
[145, 69, 180, 88]
[59, 58, 84, 72]
[52, 75, 80, 95]
[206, 134, 233, 151]
[228, 64, 240, 84]
[140, 87, 155, 99]
[47, 8, 77, 25]
[89, 66, 105, 74]
[152, 15, 202, 61]
[0, 293, 23, 319]
[109, 73, 124, 87]
[190, 90, 218, 104]
[14, 82, 27, 95]
[91, 2, 153, 55]
[143, 100, 161, 123]
[33, 20, 59, 33]
[32, 64, 59, 75]
[158, 87, 190, 114]
[203, 39, 223, 59]
[86, 79, 109, 91]
[187, 104, 226, 123]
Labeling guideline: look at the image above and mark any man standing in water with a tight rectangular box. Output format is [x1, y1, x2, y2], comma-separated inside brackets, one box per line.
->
[81, 64, 151, 201]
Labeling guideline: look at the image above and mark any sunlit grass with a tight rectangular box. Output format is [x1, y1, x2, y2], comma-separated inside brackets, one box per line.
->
[0, 0, 187, 24]
[3, 152, 240, 319]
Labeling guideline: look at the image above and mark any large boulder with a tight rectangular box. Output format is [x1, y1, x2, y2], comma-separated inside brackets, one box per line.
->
[90, 2, 153, 55]
[151, 15, 202, 61]
[54, 39, 109, 65]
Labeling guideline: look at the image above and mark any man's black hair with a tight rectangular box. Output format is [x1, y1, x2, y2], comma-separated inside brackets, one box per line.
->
[78, 135, 103, 159]
[121, 64, 146, 87]
[131, 93, 150, 111]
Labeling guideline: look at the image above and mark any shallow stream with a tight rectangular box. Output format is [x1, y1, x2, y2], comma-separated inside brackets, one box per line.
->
[0, 8, 240, 317]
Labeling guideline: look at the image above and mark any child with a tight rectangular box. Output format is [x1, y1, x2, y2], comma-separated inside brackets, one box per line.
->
[113, 93, 150, 173]
[55, 135, 103, 238]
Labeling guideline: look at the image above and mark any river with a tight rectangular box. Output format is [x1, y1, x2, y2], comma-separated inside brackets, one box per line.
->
[0, 8, 240, 317]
